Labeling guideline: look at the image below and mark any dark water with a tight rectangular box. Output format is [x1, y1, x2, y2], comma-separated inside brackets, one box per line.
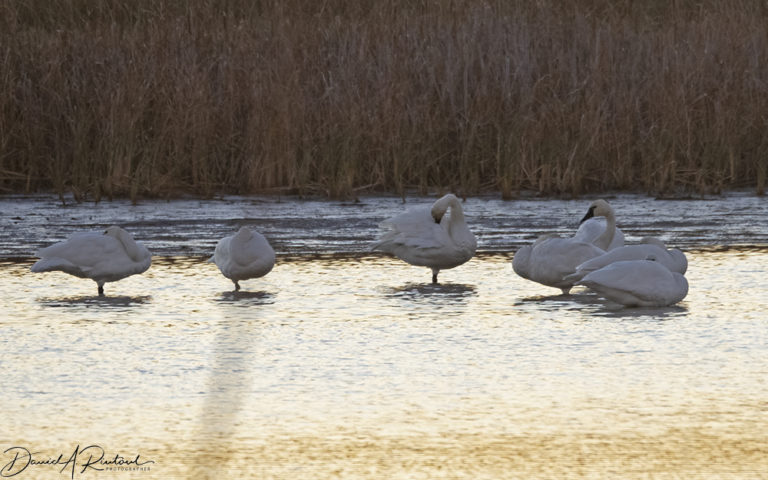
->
[2, 191, 767, 258]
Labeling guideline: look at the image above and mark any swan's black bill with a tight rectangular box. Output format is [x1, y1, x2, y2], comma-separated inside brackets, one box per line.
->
[579, 206, 596, 224]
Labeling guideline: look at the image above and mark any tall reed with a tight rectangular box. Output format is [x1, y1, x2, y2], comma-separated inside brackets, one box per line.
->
[2, 0, 767, 200]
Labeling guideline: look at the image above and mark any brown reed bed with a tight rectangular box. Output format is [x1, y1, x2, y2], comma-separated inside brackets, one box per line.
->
[1, 0, 767, 201]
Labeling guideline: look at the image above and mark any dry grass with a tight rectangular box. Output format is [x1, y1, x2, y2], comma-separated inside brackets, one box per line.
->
[2, 0, 768, 201]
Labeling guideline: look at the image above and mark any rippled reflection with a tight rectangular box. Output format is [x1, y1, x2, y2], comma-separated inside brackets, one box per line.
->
[37, 294, 152, 309]
[1, 251, 766, 478]
[384, 282, 477, 303]
[215, 290, 276, 305]
[588, 304, 690, 318]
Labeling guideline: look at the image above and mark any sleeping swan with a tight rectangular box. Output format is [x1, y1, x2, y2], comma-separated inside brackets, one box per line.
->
[577, 256, 689, 307]
[373, 193, 477, 283]
[209, 226, 275, 291]
[512, 199, 617, 294]
[564, 237, 687, 284]
[30, 225, 152, 296]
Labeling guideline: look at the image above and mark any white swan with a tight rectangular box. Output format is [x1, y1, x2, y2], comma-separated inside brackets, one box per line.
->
[577, 256, 689, 307]
[373, 193, 477, 283]
[564, 237, 687, 284]
[573, 217, 624, 250]
[209, 226, 275, 291]
[30, 225, 152, 295]
[512, 199, 617, 294]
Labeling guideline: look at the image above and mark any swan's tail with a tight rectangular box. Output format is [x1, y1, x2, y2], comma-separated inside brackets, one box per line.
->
[30, 259, 49, 273]
[31, 257, 71, 273]
[511, 245, 532, 279]
[30, 257, 89, 278]
[371, 238, 395, 253]
[371, 226, 399, 253]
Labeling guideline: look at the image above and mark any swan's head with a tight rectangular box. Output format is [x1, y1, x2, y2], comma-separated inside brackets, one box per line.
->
[102, 225, 148, 261]
[103, 225, 126, 237]
[431, 193, 460, 224]
[579, 199, 613, 224]
[235, 226, 253, 239]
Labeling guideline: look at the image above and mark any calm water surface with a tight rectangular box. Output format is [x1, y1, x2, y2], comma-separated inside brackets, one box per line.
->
[1, 193, 766, 479]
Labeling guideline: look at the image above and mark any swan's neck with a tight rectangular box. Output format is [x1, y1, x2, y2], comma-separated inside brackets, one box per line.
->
[115, 231, 146, 261]
[432, 195, 462, 225]
[592, 211, 616, 251]
[446, 198, 465, 227]
[440, 198, 469, 240]
[444, 198, 477, 253]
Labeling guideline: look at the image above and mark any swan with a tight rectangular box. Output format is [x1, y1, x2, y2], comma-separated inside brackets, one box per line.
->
[573, 217, 624, 250]
[564, 237, 687, 284]
[577, 256, 689, 307]
[372, 193, 477, 283]
[512, 199, 617, 294]
[30, 225, 152, 296]
[209, 226, 275, 291]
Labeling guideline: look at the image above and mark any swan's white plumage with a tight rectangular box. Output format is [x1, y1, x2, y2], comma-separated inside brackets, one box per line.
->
[577, 257, 689, 307]
[513, 236, 606, 293]
[573, 217, 624, 250]
[564, 237, 687, 283]
[373, 193, 476, 283]
[30, 225, 151, 295]
[210, 226, 275, 290]
[512, 199, 617, 294]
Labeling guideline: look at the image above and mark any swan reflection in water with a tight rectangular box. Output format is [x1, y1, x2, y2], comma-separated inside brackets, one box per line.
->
[215, 290, 276, 306]
[515, 291, 599, 313]
[587, 303, 689, 319]
[37, 295, 152, 309]
[384, 282, 477, 306]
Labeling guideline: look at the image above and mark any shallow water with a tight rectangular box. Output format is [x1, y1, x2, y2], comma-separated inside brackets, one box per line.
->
[1, 193, 767, 479]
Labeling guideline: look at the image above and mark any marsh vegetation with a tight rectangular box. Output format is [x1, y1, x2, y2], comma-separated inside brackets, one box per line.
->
[2, 0, 767, 201]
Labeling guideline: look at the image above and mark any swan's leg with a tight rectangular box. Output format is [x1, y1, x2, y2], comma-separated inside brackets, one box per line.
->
[98, 284, 105, 296]
[234, 280, 241, 291]
[431, 268, 439, 284]
[560, 287, 571, 295]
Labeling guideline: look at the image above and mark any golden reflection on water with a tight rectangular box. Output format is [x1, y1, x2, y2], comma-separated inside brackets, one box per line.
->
[1, 251, 767, 478]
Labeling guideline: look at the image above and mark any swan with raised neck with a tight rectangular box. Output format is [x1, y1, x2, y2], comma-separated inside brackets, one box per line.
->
[578, 199, 616, 251]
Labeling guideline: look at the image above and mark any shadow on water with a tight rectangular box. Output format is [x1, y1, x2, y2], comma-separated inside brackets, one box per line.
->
[517, 292, 595, 303]
[36, 295, 152, 309]
[515, 291, 599, 311]
[517, 290, 690, 318]
[588, 303, 690, 319]
[215, 290, 275, 306]
[383, 282, 477, 305]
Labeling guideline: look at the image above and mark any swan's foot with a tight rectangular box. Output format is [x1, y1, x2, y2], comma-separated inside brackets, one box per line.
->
[98, 285, 105, 296]
[234, 281, 241, 291]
